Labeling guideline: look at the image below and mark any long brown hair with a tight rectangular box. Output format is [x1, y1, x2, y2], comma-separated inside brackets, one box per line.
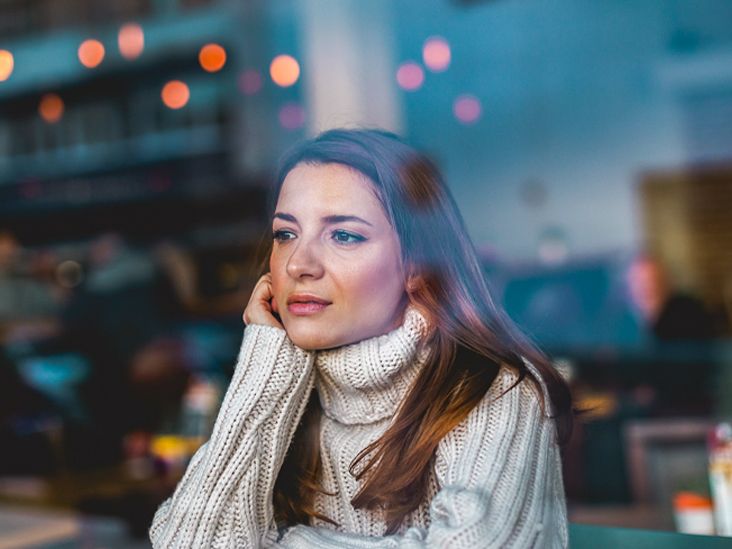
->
[253, 128, 574, 534]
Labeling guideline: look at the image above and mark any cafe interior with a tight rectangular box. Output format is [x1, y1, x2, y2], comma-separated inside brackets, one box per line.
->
[1, 0, 731, 546]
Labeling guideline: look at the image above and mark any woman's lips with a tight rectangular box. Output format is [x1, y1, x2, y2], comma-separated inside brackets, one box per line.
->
[288, 302, 330, 315]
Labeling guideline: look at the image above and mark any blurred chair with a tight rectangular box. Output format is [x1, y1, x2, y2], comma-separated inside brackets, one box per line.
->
[624, 418, 714, 512]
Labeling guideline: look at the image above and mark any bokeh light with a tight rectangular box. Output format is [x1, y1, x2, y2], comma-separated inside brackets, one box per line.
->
[56, 260, 84, 289]
[161, 80, 190, 109]
[422, 36, 451, 72]
[0, 50, 14, 82]
[238, 69, 262, 95]
[39, 93, 64, 123]
[78, 39, 105, 69]
[270, 55, 300, 87]
[199, 43, 227, 73]
[453, 94, 482, 124]
[538, 226, 569, 266]
[278, 102, 305, 130]
[118, 23, 144, 60]
[396, 62, 424, 91]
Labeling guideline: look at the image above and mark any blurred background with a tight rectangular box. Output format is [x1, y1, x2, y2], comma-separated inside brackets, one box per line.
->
[1, 0, 732, 546]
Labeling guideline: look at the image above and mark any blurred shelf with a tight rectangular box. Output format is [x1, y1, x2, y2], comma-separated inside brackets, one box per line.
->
[0, 125, 226, 186]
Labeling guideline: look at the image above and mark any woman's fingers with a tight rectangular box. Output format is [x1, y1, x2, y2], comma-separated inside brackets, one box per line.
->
[242, 274, 284, 329]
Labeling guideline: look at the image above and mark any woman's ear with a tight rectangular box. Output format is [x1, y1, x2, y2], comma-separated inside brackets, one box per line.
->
[405, 272, 425, 295]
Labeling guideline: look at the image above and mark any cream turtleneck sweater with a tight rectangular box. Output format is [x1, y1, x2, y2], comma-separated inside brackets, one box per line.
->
[149, 305, 568, 548]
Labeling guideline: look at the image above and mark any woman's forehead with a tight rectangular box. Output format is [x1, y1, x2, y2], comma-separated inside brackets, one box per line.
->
[276, 163, 387, 221]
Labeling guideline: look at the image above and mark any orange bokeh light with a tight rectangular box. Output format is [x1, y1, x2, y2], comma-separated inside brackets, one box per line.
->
[269, 54, 300, 87]
[199, 43, 226, 73]
[118, 23, 144, 60]
[0, 50, 13, 82]
[39, 93, 64, 123]
[161, 80, 190, 109]
[78, 39, 105, 68]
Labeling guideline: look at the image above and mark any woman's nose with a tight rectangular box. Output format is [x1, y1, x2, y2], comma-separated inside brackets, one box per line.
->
[286, 239, 325, 279]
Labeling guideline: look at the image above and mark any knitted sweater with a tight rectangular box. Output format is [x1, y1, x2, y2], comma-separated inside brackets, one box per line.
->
[149, 305, 568, 548]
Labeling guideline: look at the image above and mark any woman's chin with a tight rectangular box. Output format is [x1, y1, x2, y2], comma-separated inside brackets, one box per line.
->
[283, 325, 333, 351]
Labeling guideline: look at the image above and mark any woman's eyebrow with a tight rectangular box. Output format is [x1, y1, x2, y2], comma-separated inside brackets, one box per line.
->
[273, 212, 373, 227]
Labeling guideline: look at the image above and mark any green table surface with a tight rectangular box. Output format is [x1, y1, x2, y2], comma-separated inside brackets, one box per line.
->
[570, 523, 732, 548]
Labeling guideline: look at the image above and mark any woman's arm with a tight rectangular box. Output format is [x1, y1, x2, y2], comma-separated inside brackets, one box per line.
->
[149, 323, 316, 548]
[270, 366, 568, 548]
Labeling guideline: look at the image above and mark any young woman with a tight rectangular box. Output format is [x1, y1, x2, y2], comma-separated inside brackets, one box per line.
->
[149, 128, 574, 548]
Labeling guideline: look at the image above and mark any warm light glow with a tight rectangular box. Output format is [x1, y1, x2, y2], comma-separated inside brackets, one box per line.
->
[269, 55, 300, 87]
[0, 50, 13, 82]
[238, 69, 262, 95]
[423, 36, 451, 72]
[199, 43, 227, 73]
[161, 80, 190, 109]
[118, 23, 144, 60]
[396, 61, 424, 91]
[39, 94, 64, 123]
[453, 94, 482, 124]
[78, 39, 105, 69]
[278, 102, 305, 130]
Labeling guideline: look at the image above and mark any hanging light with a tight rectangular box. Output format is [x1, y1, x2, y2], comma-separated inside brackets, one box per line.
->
[0, 50, 13, 82]
[39, 93, 64, 123]
[270, 55, 300, 87]
[78, 39, 105, 68]
[199, 43, 227, 73]
[161, 80, 190, 109]
[118, 23, 144, 60]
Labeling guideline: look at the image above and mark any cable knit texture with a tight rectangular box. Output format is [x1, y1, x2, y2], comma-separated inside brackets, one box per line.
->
[149, 305, 568, 548]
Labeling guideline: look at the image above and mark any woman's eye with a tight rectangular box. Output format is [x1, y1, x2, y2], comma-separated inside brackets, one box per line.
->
[272, 229, 365, 245]
[332, 230, 365, 244]
[272, 229, 293, 242]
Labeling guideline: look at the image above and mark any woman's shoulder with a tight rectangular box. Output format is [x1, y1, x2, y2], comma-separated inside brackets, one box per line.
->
[437, 357, 553, 450]
[433, 358, 557, 482]
[449, 344, 553, 417]
[483, 358, 552, 414]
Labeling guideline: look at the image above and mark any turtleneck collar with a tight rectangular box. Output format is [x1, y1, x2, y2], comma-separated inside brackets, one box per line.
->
[314, 304, 432, 425]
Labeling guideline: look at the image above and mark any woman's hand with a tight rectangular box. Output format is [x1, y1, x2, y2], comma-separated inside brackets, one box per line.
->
[242, 273, 284, 330]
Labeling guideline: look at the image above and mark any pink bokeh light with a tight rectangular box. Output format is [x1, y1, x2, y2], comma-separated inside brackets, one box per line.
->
[422, 37, 451, 72]
[279, 102, 305, 130]
[238, 70, 262, 95]
[453, 94, 482, 124]
[396, 61, 424, 91]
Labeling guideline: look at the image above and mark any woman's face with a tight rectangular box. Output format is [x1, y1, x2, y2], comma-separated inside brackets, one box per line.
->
[270, 162, 409, 350]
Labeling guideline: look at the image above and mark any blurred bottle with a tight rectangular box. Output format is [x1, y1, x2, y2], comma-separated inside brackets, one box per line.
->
[709, 421, 732, 536]
[150, 375, 221, 479]
[178, 375, 221, 446]
[672, 492, 715, 535]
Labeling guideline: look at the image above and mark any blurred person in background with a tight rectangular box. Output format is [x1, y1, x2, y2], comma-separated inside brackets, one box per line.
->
[625, 253, 719, 343]
[0, 230, 60, 326]
[0, 230, 66, 474]
[57, 232, 189, 467]
[150, 128, 575, 548]
[625, 252, 720, 416]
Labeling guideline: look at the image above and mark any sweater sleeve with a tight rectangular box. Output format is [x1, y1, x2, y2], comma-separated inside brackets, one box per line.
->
[271, 366, 568, 549]
[148, 323, 316, 548]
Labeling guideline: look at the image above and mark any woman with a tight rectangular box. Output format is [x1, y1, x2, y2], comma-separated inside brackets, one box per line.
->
[149, 128, 574, 548]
